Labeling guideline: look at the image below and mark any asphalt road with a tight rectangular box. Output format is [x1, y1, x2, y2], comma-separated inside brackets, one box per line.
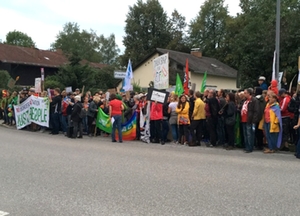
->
[0, 126, 299, 216]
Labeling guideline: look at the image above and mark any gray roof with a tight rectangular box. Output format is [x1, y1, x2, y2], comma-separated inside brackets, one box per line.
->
[156, 48, 237, 78]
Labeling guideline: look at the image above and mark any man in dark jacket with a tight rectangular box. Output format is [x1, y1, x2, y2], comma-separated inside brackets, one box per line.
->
[241, 88, 260, 153]
[254, 87, 266, 150]
[206, 90, 220, 147]
[50, 88, 62, 135]
[188, 89, 195, 121]
[71, 95, 83, 138]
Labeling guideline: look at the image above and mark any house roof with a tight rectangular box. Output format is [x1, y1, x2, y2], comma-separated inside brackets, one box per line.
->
[133, 48, 237, 78]
[0, 43, 106, 69]
[156, 48, 237, 78]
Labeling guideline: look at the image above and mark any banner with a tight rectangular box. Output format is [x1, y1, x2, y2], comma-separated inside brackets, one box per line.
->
[96, 109, 136, 141]
[14, 96, 50, 129]
[153, 53, 169, 89]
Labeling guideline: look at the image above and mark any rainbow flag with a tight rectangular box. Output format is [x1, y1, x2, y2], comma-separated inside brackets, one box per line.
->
[96, 109, 137, 141]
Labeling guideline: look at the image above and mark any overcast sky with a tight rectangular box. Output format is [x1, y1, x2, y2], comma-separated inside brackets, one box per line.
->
[0, 0, 241, 52]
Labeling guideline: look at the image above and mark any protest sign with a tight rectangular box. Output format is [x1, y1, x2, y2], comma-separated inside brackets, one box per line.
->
[14, 96, 50, 129]
[146, 88, 169, 104]
[153, 53, 169, 89]
[65, 86, 72, 93]
[35, 78, 41, 93]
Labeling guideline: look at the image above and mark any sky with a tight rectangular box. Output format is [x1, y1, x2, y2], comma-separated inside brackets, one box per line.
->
[0, 0, 241, 53]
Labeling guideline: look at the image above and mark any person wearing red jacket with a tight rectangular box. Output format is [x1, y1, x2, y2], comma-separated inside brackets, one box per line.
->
[150, 101, 163, 144]
[279, 89, 292, 150]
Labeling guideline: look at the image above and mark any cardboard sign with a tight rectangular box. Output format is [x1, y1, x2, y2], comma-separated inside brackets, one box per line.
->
[153, 53, 169, 89]
[35, 78, 42, 93]
[146, 88, 169, 104]
[7, 78, 16, 89]
[65, 86, 73, 93]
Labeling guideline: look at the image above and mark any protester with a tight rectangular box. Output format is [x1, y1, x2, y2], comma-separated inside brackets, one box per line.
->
[176, 95, 190, 145]
[109, 93, 124, 143]
[205, 90, 220, 147]
[162, 96, 170, 145]
[71, 95, 83, 139]
[49, 88, 62, 135]
[278, 88, 292, 151]
[258, 76, 268, 90]
[150, 100, 163, 144]
[87, 96, 100, 137]
[225, 93, 237, 150]
[217, 89, 226, 146]
[241, 88, 260, 153]
[190, 91, 205, 146]
[168, 95, 179, 144]
[255, 87, 266, 150]
[264, 91, 282, 153]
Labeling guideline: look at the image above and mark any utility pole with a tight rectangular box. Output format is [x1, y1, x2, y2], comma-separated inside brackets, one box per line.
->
[275, 0, 281, 81]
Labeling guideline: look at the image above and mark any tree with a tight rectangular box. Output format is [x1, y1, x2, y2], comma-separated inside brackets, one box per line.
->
[226, 0, 300, 87]
[0, 70, 10, 89]
[46, 54, 118, 92]
[188, 0, 230, 60]
[4, 30, 36, 47]
[122, 0, 172, 66]
[166, 10, 190, 52]
[51, 22, 120, 64]
[97, 34, 120, 65]
[51, 22, 99, 62]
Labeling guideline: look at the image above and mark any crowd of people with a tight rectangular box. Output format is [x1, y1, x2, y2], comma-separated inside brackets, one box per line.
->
[1, 75, 300, 160]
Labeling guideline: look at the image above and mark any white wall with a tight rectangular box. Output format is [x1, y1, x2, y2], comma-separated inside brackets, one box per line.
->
[191, 73, 237, 91]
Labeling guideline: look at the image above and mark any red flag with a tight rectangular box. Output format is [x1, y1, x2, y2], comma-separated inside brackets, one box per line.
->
[184, 58, 189, 94]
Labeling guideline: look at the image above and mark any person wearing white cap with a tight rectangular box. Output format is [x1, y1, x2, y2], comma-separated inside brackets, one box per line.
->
[258, 76, 268, 90]
[70, 95, 83, 138]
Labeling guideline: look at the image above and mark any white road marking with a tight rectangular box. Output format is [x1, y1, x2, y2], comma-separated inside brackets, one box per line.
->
[0, 211, 9, 216]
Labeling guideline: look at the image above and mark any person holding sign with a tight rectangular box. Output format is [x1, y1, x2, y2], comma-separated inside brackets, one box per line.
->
[109, 93, 124, 143]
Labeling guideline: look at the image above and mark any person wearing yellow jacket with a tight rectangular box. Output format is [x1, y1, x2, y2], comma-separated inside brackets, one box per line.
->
[190, 91, 206, 146]
[176, 95, 190, 145]
[263, 91, 282, 154]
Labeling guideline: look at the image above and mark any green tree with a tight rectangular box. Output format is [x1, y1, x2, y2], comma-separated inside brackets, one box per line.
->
[166, 10, 190, 52]
[226, 0, 300, 87]
[122, 0, 172, 66]
[51, 22, 120, 64]
[4, 30, 36, 47]
[188, 0, 229, 59]
[0, 70, 10, 89]
[97, 34, 120, 65]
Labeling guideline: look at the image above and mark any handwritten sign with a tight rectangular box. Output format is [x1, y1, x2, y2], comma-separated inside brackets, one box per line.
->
[146, 88, 169, 104]
[153, 53, 169, 89]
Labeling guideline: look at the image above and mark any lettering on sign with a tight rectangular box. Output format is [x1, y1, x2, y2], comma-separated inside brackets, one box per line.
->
[153, 53, 169, 89]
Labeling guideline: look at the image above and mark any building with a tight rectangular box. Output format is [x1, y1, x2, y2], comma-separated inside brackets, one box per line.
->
[0, 43, 106, 86]
[118, 48, 238, 91]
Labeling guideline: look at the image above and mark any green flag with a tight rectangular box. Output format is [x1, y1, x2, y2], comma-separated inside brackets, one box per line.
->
[175, 73, 184, 95]
[96, 108, 112, 133]
[200, 71, 207, 93]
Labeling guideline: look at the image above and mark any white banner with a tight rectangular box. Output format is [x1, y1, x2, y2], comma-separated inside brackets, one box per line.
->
[14, 96, 50, 129]
[153, 53, 169, 89]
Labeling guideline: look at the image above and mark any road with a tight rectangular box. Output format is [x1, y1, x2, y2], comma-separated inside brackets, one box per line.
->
[0, 126, 299, 216]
